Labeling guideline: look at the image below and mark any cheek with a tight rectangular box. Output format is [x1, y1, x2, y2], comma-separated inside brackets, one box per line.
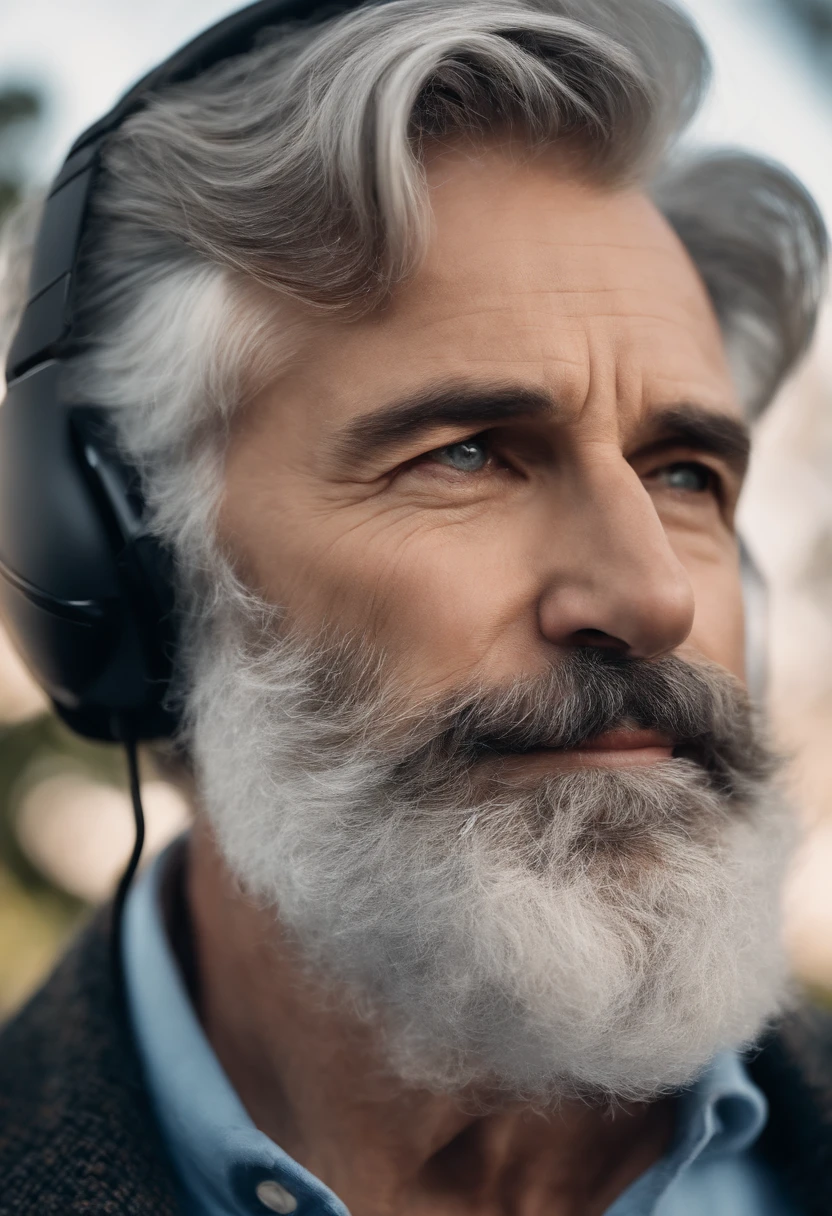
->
[227, 484, 538, 694]
[299, 518, 538, 692]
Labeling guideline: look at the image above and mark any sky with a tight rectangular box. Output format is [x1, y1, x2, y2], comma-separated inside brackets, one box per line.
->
[2, 0, 832, 222]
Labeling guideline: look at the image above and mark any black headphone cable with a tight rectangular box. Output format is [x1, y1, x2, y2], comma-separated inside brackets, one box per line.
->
[109, 722, 146, 1004]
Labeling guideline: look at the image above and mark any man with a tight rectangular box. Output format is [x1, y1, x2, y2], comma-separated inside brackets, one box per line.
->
[1, 0, 830, 1212]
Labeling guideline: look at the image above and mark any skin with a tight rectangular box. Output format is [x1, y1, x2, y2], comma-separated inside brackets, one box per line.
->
[184, 138, 750, 1215]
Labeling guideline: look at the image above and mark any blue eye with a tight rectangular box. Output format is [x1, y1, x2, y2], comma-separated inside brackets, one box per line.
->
[659, 462, 713, 493]
[429, 439, 489, 472]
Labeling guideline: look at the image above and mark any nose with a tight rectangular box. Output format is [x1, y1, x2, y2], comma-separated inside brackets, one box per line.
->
[537, 458, 695, 659]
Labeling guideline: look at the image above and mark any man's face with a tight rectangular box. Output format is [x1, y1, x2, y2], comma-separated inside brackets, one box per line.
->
[198, 143, 789, 1102]
[220, 140, 748, 710]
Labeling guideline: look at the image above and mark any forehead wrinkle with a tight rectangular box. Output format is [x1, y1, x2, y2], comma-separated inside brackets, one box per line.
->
[395, 290, 720, 338]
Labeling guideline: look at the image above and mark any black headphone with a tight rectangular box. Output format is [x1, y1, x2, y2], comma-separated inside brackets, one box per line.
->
[0, 0, 770, 751]
[0, 0, 367, 747]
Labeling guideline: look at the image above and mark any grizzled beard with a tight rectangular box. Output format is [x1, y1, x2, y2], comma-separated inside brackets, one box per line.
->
[187, 606, 795, 1105]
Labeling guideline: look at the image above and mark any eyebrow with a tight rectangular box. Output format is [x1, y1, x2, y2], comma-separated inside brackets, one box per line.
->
[332, 382, 751, 476]
[333, 383, 556, 464]
[638, 405, 751, 478]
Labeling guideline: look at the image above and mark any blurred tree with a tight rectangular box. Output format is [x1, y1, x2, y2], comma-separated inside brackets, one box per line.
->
[784, 0, 832, 36]
[774, 0, 832, 75]
[0, 85, 42, 221]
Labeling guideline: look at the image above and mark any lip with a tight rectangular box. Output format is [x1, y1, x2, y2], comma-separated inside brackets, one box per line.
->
[484, 727, 677, 775]
[574, 728, 675, 752]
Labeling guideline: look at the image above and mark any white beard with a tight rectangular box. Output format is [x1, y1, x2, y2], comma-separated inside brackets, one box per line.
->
[187, 605, 794, 1104]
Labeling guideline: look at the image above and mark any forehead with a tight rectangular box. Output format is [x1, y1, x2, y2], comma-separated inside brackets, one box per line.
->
[267, 142, 741, 436]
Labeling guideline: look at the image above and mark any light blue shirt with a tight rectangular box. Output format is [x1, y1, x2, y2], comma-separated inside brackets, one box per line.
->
[123, 843, 799, 1216]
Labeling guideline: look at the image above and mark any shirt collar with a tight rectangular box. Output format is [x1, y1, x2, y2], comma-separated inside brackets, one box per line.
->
[679, 1046, 768, 1161]
[604, 1015, 769, 1214]
[123, 839, 768, 1216]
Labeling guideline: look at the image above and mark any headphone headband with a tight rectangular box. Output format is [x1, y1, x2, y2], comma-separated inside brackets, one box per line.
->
[0, 0, 367, 740]
[69, 0, 350, 157]
[7, 0, 364, 386]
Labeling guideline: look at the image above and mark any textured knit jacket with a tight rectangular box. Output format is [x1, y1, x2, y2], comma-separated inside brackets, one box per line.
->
[2, 909, 832, 1216]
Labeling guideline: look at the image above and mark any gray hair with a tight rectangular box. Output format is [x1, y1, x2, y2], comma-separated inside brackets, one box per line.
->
[3, 0, 828, 586]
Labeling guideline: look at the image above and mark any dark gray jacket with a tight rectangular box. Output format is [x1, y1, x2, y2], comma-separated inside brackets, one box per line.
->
[2, 908, 832, 1214]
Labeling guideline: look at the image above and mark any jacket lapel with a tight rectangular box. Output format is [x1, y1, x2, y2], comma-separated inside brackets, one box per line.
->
[0, 906, 182, 1216]
[748, 1005, 832, 1214]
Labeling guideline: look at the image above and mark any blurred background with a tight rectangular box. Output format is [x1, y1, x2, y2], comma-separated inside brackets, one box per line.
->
[1, 0, 832, 1013]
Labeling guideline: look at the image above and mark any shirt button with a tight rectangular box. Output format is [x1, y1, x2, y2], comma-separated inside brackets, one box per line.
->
[255, 1179, 298, 1213]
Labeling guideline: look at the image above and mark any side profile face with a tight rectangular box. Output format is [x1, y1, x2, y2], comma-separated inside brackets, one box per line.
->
[220, 139, 749, 710]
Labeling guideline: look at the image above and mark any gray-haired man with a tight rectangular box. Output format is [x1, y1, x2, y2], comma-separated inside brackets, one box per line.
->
[1, 1, 830, 1213]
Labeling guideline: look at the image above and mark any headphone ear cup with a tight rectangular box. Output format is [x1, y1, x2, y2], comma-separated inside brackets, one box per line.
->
[70, 406, 177, 632]
[739, 533, 768, 705]
[70, 407, 180, 738]
[0, 363, 177, 741]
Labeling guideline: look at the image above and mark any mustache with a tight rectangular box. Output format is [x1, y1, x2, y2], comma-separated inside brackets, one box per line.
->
[390, 648, 773, 801]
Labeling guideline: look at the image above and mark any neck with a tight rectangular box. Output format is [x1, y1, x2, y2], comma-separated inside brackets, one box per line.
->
[181, 820, 675, 1216]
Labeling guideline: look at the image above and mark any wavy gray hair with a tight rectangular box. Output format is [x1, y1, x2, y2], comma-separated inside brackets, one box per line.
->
[3, 0, 828, 610]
